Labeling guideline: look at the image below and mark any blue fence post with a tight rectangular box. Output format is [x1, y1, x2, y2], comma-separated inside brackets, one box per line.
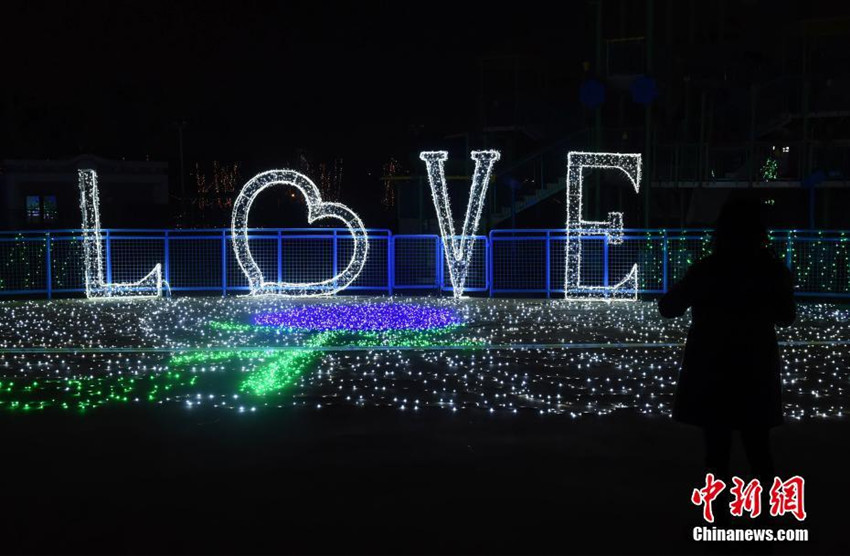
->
[45, 232, 52, 300]
[662, 230, 669, 293]
[163, 231, 170, 288]
[105, 229, 112, 284]
[483, 236, 489, 293]
[436, 237, 443, 293]
[488, 232, 495, 297]
[786, 231, 794, 269]
[603, 234, 610, 288]
[221, 230, 227, 297]
[545, 231, 551, 298]
[388, 232, 394, 296]
[332, 230, 339, 293]
[277, 230, 283, 284]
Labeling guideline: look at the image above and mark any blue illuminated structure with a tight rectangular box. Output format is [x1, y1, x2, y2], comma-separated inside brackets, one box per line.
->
[0, 227, 848, 299]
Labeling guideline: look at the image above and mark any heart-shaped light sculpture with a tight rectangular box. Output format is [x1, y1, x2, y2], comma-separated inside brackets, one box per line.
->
[231, 170, 369, 296]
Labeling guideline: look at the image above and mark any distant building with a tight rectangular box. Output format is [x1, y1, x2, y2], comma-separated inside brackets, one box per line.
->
[1, 155, 169, 229]
[389, 6, 850, 230]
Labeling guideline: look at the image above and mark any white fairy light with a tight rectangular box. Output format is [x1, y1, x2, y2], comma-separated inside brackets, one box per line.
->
[230, 169, 369, 297]
[565, 152, 641, 301]
[77, 169, 163, 299]
[419, 150, 500, 298]
[0, 297, 843, 419]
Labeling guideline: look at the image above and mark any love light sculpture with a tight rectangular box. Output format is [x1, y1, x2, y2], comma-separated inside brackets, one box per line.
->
[230, 169, 369, 296]
[565, 152, 641, 301]
[420, 150, 500, 298]
[78, 169, 163, 298]
[73, 151, 644, 301]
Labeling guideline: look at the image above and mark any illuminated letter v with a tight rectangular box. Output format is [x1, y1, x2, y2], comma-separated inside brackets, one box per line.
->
[420, 150, 500, 298]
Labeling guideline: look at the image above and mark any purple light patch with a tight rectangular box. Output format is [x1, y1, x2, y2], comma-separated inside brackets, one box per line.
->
[253, 303, 463, 331]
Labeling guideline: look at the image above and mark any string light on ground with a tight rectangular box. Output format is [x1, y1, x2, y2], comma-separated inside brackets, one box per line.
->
[174, 305, 474, 396]
[0, 297, 845, 419]
[252, 303, 462, 331]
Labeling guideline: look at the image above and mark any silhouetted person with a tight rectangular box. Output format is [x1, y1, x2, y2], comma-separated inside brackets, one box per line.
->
[659, 195, 795, 484]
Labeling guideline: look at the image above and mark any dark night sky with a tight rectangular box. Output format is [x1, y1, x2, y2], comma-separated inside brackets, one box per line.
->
[2, 1, 588, 170]
[7, 0, 848, 228]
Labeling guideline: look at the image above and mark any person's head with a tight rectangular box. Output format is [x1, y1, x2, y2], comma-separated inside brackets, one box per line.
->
[712, 194, 769, 257]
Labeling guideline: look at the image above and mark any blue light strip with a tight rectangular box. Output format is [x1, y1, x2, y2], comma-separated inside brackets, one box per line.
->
[253, 303, 463, 332]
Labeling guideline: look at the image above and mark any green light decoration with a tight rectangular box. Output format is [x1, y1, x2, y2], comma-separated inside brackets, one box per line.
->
[0, 233, 45, 291]
[0, 369, 196, 412]
[174, 326, 479, 396]
[761, 158, 778, 181]
[240, 350, 316, 397]
[0, 310, 479, 411]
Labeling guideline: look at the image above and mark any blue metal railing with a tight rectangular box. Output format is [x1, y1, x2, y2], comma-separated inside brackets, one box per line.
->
[0, 228, 848, 299]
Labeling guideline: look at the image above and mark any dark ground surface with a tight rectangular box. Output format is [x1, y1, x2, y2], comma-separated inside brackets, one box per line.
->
[0, 298, 846, 555]
[1, 407, 846, 555]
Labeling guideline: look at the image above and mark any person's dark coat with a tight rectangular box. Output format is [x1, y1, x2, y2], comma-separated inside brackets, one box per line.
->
[658, 249, 795, 429]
